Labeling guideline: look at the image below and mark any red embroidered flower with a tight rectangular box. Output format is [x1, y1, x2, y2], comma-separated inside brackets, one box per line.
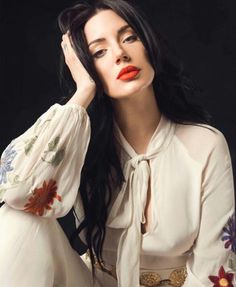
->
[209, 266, 234, 287]
[24, 179, 61, 216]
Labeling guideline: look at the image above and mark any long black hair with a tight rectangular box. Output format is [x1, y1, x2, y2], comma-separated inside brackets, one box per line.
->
[58, 0, 212, 271]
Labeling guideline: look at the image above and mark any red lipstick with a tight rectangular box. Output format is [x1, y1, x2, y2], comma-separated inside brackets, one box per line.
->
[117, 65, 141, 80]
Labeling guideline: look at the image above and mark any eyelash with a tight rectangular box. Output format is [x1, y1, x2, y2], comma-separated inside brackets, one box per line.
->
[92, 34, 138, 59]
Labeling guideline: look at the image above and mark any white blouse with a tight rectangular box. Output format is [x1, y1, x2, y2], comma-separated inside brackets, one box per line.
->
[0, 103, 235, 287]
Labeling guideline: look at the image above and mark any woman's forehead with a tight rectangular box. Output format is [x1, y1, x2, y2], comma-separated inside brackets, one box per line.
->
[84, 10, 129, 42]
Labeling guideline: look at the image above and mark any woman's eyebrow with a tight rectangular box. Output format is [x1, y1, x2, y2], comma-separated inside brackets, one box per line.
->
[88, 24, 131, 47]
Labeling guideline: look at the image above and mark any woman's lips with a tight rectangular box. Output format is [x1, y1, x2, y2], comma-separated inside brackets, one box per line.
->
[118, 70, 140, 80]
[117, 65, 140, 80]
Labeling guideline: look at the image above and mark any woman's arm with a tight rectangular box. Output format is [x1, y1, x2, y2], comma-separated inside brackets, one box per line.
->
[183, 131, 235, 286]
[0, 102, 91, 218]
[0, 32, 96, 218]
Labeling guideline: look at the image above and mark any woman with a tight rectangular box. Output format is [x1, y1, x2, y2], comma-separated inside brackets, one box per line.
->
[0, 0, 235, 286]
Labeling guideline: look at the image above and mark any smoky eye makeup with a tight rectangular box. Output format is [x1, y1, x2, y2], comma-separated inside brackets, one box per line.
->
[122, 33, 138, 42]
[92, 49, 106, 59]
[89, 29, 139, 58]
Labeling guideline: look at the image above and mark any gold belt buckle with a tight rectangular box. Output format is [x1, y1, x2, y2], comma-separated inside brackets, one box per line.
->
[140, 272, 161, 286]
[169, 267, 187, 287]
[140, 267, 187, 287]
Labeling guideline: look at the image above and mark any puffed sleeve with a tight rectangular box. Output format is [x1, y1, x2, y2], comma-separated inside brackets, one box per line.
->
[183, 131, 236, 286]
[0, 103, 90, 218]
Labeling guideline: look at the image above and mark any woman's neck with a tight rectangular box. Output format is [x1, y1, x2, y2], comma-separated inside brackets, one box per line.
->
[111, 86, 161, 154]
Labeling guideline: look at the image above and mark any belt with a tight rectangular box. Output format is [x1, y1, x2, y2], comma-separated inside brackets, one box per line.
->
[95, 261, 187, 287]
[139, 268, 187, 287]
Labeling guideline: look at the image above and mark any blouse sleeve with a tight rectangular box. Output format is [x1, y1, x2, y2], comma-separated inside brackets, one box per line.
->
[183, 131, 236, 286]
[0, 103, 90, 219]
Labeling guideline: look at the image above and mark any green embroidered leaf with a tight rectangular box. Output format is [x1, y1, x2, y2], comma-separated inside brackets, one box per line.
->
[0, 188, 6, 194]
[48, 136, 60, 151]
[25, 136, 38, 155]
[51, 149, 65, 167]
[228, 253, 236, 271]
[52, 109, 57, 117]
[34, 118, 42, 132]
[7, 174, 20, 184]
[12, 175, 20, 184]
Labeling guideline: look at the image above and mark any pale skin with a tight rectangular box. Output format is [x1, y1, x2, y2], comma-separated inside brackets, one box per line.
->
[61, 9, 162, 233]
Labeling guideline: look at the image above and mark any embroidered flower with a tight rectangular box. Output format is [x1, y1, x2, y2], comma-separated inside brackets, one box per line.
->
[24, 179, 61, 216]
[0, 144, 17, 184]
[209, 266, 234, 287]
[222, 214, 236, 253]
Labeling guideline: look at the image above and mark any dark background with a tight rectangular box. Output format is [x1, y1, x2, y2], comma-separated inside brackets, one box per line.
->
[1, 0, 236, 243]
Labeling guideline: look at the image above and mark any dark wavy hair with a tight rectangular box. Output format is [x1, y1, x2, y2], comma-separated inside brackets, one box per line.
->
[58, 0, 211, 272]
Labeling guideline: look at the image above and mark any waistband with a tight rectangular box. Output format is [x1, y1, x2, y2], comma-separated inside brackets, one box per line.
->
[84, 251, 190, 287]
[95, 262, 187, 287]
[102, 250, 190, 269]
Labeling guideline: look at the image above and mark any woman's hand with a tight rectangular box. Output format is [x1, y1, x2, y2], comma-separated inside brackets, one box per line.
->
[61, 32, 96, 108]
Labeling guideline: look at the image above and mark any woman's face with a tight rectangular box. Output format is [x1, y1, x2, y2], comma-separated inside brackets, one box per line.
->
[84, 9, 155, 99]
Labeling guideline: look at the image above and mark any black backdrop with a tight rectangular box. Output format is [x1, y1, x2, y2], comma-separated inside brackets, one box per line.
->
[1, 0, 236, 245]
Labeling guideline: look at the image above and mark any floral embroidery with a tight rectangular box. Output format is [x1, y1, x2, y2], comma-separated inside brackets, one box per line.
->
[209, 266, 234, 287]
[228, 252, 236, 271]
[0, 144, 17, 184]
[0, 188, 6, 200]
[25, 136, 38, 155]
[48, 136, 60, 151]
[33, 118, 42, 133]
[222, 214, 236, 253]
[24, 179, 61, 216]
[50, 149, 65, 167]
[41, 136, 65, 167]
[7, 174, 20, 185]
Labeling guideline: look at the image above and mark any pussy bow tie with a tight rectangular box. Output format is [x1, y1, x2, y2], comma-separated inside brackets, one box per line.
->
[107, 116, 175, 287]
[107, 155, 152, 287]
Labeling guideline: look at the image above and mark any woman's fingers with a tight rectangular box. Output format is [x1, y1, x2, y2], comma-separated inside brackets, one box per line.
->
[60, 32, 96, 98]
[61, 33, 75, 62]
[61, 32, 96, 108]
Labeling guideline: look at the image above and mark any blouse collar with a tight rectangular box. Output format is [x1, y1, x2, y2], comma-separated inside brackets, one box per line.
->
[114, 114, 175, 159]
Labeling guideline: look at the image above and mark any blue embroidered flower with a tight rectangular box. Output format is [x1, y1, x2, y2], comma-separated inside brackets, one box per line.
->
[0, 144, 17, 184]
[222, 214, 236, 253]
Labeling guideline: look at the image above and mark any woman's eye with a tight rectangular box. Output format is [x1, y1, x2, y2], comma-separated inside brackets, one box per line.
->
[93, 49, 106, 59]
[123, 34, 138, 43]
[91, 35, 138, 59]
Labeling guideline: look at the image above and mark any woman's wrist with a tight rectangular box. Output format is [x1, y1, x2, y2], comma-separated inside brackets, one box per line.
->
[66, 88, 95, 109]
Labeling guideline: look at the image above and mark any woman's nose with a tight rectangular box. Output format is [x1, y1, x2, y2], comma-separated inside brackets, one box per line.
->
[114, 46, 131, 64]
